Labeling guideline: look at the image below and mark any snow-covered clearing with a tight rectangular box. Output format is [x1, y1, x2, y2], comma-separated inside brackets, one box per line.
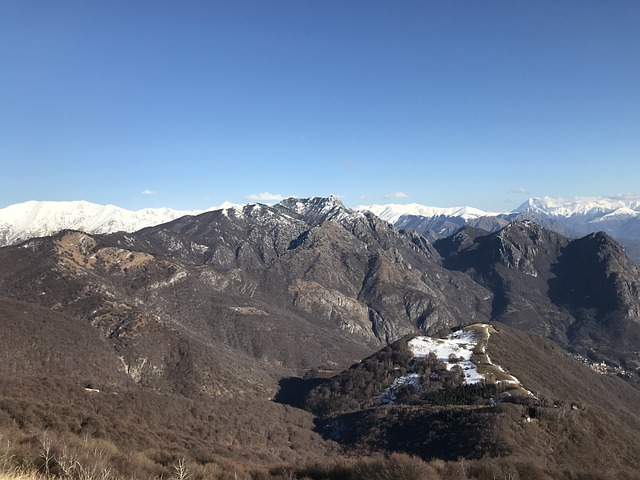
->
[408, 328, 486, 385]
[380, 324, 531, 405]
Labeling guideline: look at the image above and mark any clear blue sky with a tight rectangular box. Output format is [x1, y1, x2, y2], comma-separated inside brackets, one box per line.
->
[1, 1, 639, 212]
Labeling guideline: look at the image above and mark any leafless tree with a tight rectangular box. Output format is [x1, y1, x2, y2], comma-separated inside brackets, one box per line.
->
[171, 457, 191, 480]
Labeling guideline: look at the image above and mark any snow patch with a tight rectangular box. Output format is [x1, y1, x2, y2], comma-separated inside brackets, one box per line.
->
[379, 374, 421, 405]
[409, 330, 483, 385]
[380, 324, 531, 405]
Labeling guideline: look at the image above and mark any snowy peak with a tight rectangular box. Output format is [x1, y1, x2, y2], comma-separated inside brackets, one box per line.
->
[516, 196, 640, 220]
[3, 195, 640, 254]
[359, 196, 640, 226]
[358, 203, 495, 224]
[278, 195, 354, 224]
[0, 196, 357, 247]
[280, 195, 344, 213]
[0, 200, 209, 246]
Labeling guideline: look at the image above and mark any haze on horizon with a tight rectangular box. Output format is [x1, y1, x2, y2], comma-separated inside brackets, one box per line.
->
[1, 1, 639, 212]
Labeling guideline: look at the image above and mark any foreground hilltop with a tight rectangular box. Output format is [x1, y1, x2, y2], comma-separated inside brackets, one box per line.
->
[291, 323, 640, 475]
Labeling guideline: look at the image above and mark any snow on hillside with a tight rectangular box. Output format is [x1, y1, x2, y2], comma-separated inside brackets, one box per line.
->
[0, 200, 210, 246]
[380, 324, 529, 405]
[358, 203, 495, 224]
[408, 330, 485, 384]
[594, 207, 639, 222]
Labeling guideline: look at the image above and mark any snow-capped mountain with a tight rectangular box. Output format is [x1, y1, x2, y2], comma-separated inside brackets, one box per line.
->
[356, 196, 640, 263]
[2, 195, 640, 254]
[515, 196, 640, 221]
[0, 198, 352, 247]
[358, 196, 640, 226]
[0, 200, 213, 246]
[356, 203, 507, 243]
[356, 196, 640, 236]
[358, 203, 495, 224]
[511, 196, 640, 246]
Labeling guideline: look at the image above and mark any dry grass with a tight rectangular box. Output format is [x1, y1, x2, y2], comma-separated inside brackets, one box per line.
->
[0, 472, 41, 480]
[55, 232, 154, 274]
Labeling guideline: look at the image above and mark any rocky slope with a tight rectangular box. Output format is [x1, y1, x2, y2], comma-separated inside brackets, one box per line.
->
[434, 221, 640, 375]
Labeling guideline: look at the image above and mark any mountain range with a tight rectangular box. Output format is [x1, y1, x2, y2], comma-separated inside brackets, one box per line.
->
[3, 195, 639, 263]
[1, 195, 640, 478]
[362, 196, 640, 264]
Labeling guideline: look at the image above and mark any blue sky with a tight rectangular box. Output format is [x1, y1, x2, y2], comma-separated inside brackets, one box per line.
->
[1, 1, 639, 212]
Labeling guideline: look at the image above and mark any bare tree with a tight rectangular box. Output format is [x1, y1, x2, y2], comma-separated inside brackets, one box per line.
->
[39, 431, 55, 478]
[171, 457, 191, 480]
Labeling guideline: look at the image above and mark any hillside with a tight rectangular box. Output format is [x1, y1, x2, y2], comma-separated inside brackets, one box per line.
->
[293, 323, 640, 476]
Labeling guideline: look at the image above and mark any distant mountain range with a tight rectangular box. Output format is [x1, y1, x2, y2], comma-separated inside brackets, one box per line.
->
[3, 195, 639, 263]
[0, 200, 204, 246]
[361, 196, 640, 264]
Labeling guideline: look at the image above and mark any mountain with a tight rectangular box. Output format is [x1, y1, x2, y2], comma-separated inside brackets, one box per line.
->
[359, 196, 640, 233]
[3, 196, 640, 261]
[434, 220, 640, 376]
[2, 195, 639, 376]
[359, 196, 640, 264]
[0, 197, 493, 390]
[2, 196, 639, 380]
[0, 196, 496, 476]
[358, 203, 505, 243]
[2, 196, 640, 478]
[514, 196, 640, 223]
[0, 200, 216, 246]
[509, 195, 640, 238]
[361, 203, 495, 224]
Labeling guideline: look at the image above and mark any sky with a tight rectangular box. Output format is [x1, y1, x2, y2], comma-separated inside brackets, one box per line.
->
[1, 1, 639, 213]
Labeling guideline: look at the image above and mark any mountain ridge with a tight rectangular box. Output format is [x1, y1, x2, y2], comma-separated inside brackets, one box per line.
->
[3, 196, 640, 257]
